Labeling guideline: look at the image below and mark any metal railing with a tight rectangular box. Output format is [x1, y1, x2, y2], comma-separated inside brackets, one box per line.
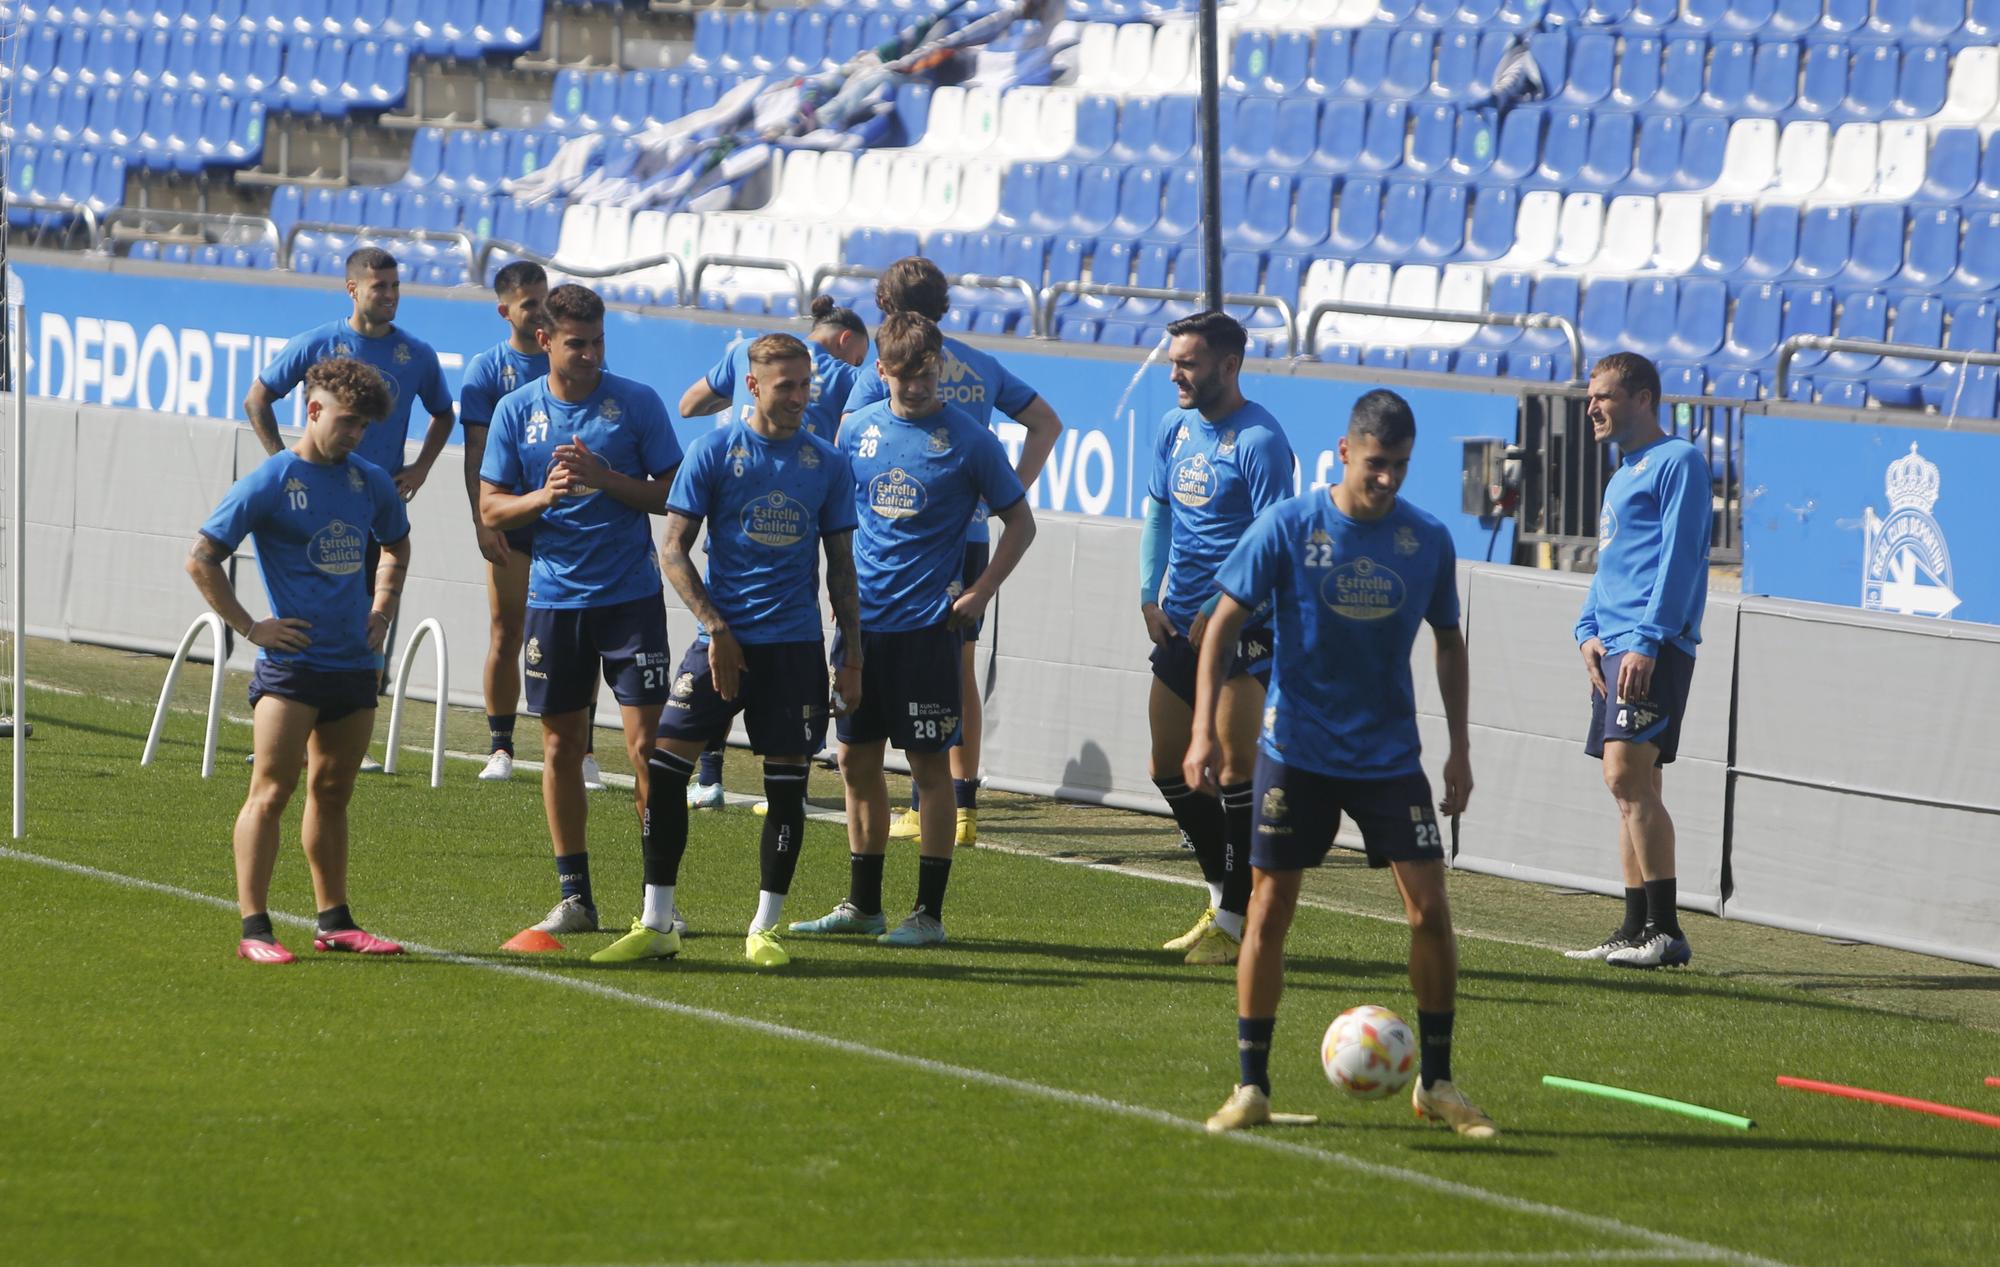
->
[140, 613, 229, 780]
[1776, 335, 2000, 404]
[813, 263, 1046, 337]
[1300, 300, 1583, 380]
[101, 208, 281, 259]
[1513, 386, 1743, 566]
[1036, 281, 1297, 356]
[471, 237, 690, 305]
[3, 195, 101, 247]
[279, 221, 477, 272]
[690, 254, 809, 315]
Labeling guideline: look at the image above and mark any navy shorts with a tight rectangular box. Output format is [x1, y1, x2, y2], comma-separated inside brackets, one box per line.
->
[247, 659, 380, 725]
[956, 541, 991, 643]
[832, 623, 961, 753]
[1250, 755, 1446, 872]
[657, 638, 829, 757]
[1585, 644, 1696, 766]
[1149, 623, 1274, 708]
[523, 595, 673, 715]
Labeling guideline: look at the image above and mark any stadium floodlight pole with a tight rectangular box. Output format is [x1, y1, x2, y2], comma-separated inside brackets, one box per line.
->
[10, 302, 24, 839]
[1196, 0, 1223, 312]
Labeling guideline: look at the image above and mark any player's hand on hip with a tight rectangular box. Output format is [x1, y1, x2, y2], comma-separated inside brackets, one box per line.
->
[1579, 636, 1608, 697]
[946, 587, 991, 631]
[1616, 649, 1655, 703]
[706, 629, 746, 702]
[1186, 608, 1212, 652]
[832, 663, 862, 718]
[248, 617, 312, 653]
[475, 525, 511, 566]
[1182, 730, 1218, 796]
[1439, 746, 1474, 817]
[1140, 602, 1178, 646]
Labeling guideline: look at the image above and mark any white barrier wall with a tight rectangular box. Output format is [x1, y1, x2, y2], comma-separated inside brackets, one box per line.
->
[14, 400, 1997, 967]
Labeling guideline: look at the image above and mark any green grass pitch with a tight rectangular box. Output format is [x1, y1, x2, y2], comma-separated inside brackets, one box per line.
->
[2, 641, 1995, 1266]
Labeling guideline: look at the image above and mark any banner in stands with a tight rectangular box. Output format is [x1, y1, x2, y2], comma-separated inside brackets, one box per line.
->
[1742, 412, 2000, 627]
[11, 259, 1517, 558]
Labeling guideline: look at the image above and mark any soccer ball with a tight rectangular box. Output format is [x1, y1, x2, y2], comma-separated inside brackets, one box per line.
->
[1321, 1005, 1417, 1100]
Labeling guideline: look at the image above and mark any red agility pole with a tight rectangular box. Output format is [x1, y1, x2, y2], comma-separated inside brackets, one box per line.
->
[1777, 1077, 2000, 1130]
[1987, 1077, 2000, 1089]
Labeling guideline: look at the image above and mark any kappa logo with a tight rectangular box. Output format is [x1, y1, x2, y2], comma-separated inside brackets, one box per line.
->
[729, 444, 751, 478]
[1394, 525, 1421, 556]
[935, 350, 988, 406]
[393, 342, 412, 365]
[1863, 443, 1960, 619]
[501, 363, 518, 391]
[285, 476, 308, 502]
[600, 398, 623, 422]
[524, 637, 542, 665]
[1172, 424, 1190, 455]
[529, 408, 550, 427]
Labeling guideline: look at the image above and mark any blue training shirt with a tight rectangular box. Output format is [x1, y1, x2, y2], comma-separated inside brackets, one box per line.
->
[839, 399, 1026, 633]
[479, 371, 683, 610]
[1147, 400, 1296, 628]
[704, 338, 858, 444]
[257, 318, 453, 476]
[666, 419, 858, 646]
[199, 450, 411, 673]
[1217, 491, 1460, 782]
[460, 341, 549, 428]
[1575, 436, 1711, 658]
[843, 335, 1039, 545]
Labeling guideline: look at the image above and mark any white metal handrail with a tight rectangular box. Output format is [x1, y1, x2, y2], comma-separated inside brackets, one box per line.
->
[382, 616, 448, 788]
[140, 612, 228, 780]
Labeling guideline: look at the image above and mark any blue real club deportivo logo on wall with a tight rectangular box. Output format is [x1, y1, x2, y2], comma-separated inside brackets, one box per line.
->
[1863, 443, 1959, 619]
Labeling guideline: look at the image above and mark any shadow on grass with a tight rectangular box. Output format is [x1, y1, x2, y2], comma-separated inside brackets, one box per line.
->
[1719, 970, 2000, 996]
[1510, 1127, 2000, 1163]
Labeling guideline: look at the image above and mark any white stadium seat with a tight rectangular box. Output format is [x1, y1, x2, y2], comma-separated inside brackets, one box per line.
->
[1822, 122, 1879, 199]
[1714, 118, 1778, 197]
[1774, 120, 1830, 199]
[1384, 264, 1439, 344]
[919, 86, 966, 154]
[1504, 189, 1561, 266]
[1553, 191, 1604, 267]
[1652, 194, 1704, 274]
[1596, 195, 1657, 273]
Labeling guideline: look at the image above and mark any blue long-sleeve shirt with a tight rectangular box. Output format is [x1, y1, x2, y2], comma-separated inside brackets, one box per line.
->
[1575, 436, 1711, 659]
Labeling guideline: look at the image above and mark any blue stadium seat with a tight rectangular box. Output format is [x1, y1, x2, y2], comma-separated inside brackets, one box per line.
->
[1505, 351, 1558, 381]
[1699, 38, 1753, 113]
[1767, 0, 1824, 32]
[1781, 286, 1835, 368]
[137, 87, 182, 169]
[1709, 368, 1761, 401]
[1226, 30, 1269, 95]
[1305, 28, 1350, 97]
[1744, 204, 1800, 280]
[1072, 163, 1119, 240]
[1417, 183, 1466, 259]
[1679, 0, 1727, 28]
[1844, 204, 1903, 287]
[648, 69, 687, 126]
[1668, 277, 1726, 359]
[1903, 208, 1960, 289]
[1521, 275, 1580, 359]
[81, 84, 121, 148]
[577, 70, 617, 133]
[1676, 117, 1728, 189]
[825, 12, 863, 68]
[1330, 177, 1382, 255]
[132, 28, 170, 90]
[1384, 31, 1433, 101]
[1612, 35, 1660, 109]
[1845, 43, 1896, 118]
[1952, 212, 2000, 291]
[993, 161, 1038, 234]
[614, 69, 653, 132]
[1655, 37, 1705, 112]
[1341, 27, 1390, 99]
[438, 128, 478, 191]
[1457, 349, 1503, 375]
[1408, 104, 1454, 177]
[1107, 164, 1161, 240]
[1226, 97, 1276, 170]
[1896, 45, 1946, 118]
[1487, 107, 1540, 183]
[755, 9, 791, 74]
[1284, 175, 1333, 253]
[1920, 128, 1978, 205]
[1150, 165, 1199, 243]
[788, 9, 828, 74]
[1721, 282, 1782, 365]
[1307, 99, 1366, 173]
[1793, 40, 1845, 118]
[1746, 40, 1797, 113]
[53, 81, 89, 147]
[1360, 100, 1407, 171]
[1432, 30, 1479, 104]
[1821, 291, 1887, 375]
[1118, 243, 1173, 319]
[1463, 185, 1515, 259]
[1579, 277, 1628, 357]
[92, 26, 141, 88]
[1794, 206, 1849, 282]
[403, 126, 443, 184]
[1876, 294, 1944, 379]
[1028, 162, 1079, 236]
[1231, 172, 1291, 251]
[1447, 112, 1493, 181]
[1070, 93, 1114, 160]
[1151, 95, 1196, 166]
[1268, 98, 1318, 172]
[684, 71, 719, 113]
[892, 81, 930, 147]
[1564, 34, 1614, 107]
[1539, 110, 1589, 187]
[1264, 28, 1311, 96]
[721, 12, 759, 75]
[1220, 251, 1263, 324]
[1622, 278, 1677, 358]
[1581, 111, 1634, 188]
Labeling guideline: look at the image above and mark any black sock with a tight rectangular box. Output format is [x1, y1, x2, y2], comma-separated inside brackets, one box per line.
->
[697, 747, 724, 787]
[241, 912, 275, 944]
[1418, 1009, 1455, 1088]
[645, 749, 696, 888]
[1643, 878, 1682, 938]
[487, 713, 515, 755]
[760, 761, 810, 895]
[1238, 1016, 1275, 1093]
[1620, 885, 1647, 939]
[847, 852, 885, 916]
[1154, 776, 1227, 887]
[915, 854, 952, 921]
[555, 851, 593, 908]
[316, 903, 358, 933]
[1218, 781, 1255, 918]
[953, 778, 977, 810]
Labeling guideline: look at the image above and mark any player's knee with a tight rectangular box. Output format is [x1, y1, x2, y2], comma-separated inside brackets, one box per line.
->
[242, 777, 296, 819]
[308, 766, 355, 807]
[1604, 754, 1658, 807]
[1406, 888, 1450, 937]
[490, 615, 524, 655]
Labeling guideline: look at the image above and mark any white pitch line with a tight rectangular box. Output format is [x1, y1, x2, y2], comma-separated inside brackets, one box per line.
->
[1, 845, 1787, 1267]
[458, 1251, 1724, 1267]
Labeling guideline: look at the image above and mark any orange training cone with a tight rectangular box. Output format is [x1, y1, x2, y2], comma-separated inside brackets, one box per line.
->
[502, 928, 564, 953]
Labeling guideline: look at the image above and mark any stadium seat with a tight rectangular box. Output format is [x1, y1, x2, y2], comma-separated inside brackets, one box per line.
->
[1722, 282, 1783, 365]
[1150, 165, 1199, 243]
[1920, 128, 1979, 205]
[1226, 98, 1276, 170]
[1307, 100, 1366, 173]
[1794, 206, 1850, 282]
[1743, 203, 1800, 281]
[1268, 98, 1319, 172]
[1820, 290, 1887, 375]
[1359, 100, 1407, 172]
[1667, 277, 1726, 359]
[1655, 37, 1705, 112]
[1407, 104, 1454, 178]
[1951, 213, 2000, 292]
[1613, 36, 1661, 108]
[1821, 122, 1878, 199]
[1330, 176, 1382, 256]
[1151, 95, 1196, 166]
[1903, 208, 1960, 289]
[1579, 277, 1627, 357]
[1746, 40, 1796, 114]
[1846, 43, 1897, 118]
[1374, 180, 1425, 261]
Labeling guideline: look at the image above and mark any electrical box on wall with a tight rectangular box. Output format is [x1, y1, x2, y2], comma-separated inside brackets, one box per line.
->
[1461, 438, 1520, 518]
